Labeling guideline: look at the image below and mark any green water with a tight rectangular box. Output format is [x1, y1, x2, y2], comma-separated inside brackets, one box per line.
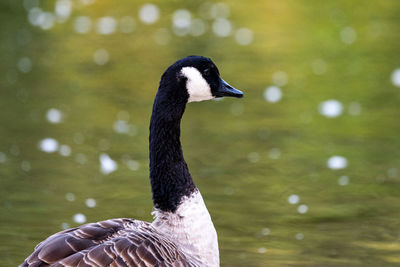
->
[1, 0, 400, 266]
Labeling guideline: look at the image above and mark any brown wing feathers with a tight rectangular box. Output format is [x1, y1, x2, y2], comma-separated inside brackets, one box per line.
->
[21, 219, 191, 267]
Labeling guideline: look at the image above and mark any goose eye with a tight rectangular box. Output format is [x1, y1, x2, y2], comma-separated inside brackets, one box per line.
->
[203, 68, 210, 76]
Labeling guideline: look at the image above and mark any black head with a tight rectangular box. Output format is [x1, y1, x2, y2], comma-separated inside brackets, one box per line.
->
[160, 56, 243, 103]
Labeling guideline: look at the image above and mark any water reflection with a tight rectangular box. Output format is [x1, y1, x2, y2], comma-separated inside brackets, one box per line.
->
[65, 192, 75, 202]
[59, 145, 71, 157]
[55, 0, 72, 22]
[85, 198, 97, 208]
[17, 57, 32, 73]
[234, 28, 253, 45]
[97, 17, 117, 35]
[212, 18, 232, 37]
[338, 175, 350, 186]
[39, 138, 59, 153]
[264, 86, 282, 103]
[327, 155, 348, 170]
[272, 71, 288, 87]
[139, 4, 160, 24]
[297, 204, 308, 214]
[73, 213, 87, 224]
[295, 233, 304, 240]
[99, 153, 118, 175]
[46, 108, 62, 124]
[119, 16, 136, 33]
[0, 152, 7, 163]
[288, 194, 300, 205]
[340, 26, 357, 44]
[348, 101, 361, 116]
[21, 161, 31, 172]
[74, 16, 91, 34]
[93, 48, 109, 65]
[391, 68, 400, 87]
[319, 100, 343, 118]
[311, 59, 327, 75]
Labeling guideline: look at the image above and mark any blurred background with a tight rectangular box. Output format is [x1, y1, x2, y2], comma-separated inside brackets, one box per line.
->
[1, 0, 400, 266]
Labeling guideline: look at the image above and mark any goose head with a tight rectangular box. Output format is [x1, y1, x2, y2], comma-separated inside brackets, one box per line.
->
[159, 56, 243, 103]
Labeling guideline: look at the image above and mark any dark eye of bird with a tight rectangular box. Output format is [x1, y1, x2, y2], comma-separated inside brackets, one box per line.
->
[203, 68, 210, 76]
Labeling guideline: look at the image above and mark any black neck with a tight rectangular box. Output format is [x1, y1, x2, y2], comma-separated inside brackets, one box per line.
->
[149, 86, 196, 212]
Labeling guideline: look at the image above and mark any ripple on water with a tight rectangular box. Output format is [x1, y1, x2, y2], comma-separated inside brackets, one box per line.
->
[74, 16, 91, 34]
[73, 213, 86, 224]
[126, 160, 140, 171]
[173, 9, 191, 29]
[59, 144, 71, 156]
[190, 19, 206, 36]
[139, 4, 160, 24]
[348, 101, 361, 116]
[24, 0, 39, 11]
[387, 168, 398, 178]
[75, 153, 87, 165]
[212, 18, 231, 37]
[264, 86, 282, 103]
[85, 198, 96, 208]
[73, 132, 84, 144]
[297, 204, 308, 214]
[10, 145, 20, 156]
[172, 9, 191, 36]
[55, 0, 72, 22]
[391, 68, 400, 87]
[0, 152, 7, 163]
[272, 71, 288, 86]
[312, 59, 327, 75]
[319, 100, 343, 118]
[268, 148, 281, 159]
[341, 26, 357, 44]
[80, 0, 95, 5]
[247, 152, 260, 163]
[288, 194, 300, 205]
[97, 17, 116, 35]
[21, 161, 31, 172]
[114, 120, 129, 134]
[18, 57, 32, 73]
[327, 155, 347, 170]
[65, 192, 75, 202]
[338, 175, 349, 186]
[261, 228, 270, 236]
[257, 247, 267, 254]
[119, 16, 135, 33]
[46, 108, 62, 123]
[93, 48, 109, 65]
[296, 233, 304, 240]
[28, 8, 43, 26]
[61, 222, 70, 229]
[99, 153, 118, 175]
[235, 28, 253, 46]
[154, 28, 171, 45]
[210, 3, 230, 19]
[36, 12, 55, 30]
[39, 138, 59, 153]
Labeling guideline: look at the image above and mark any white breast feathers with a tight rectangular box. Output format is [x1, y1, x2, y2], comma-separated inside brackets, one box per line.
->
[152, 190, 219, 266]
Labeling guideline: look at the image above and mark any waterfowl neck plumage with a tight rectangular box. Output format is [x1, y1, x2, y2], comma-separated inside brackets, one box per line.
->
[149, 62, 194, 213]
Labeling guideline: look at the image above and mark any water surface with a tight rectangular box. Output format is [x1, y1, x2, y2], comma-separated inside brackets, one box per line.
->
[1, 1, 400, 266]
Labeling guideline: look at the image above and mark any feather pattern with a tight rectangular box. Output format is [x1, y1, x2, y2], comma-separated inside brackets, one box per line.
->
[21, 56, 242, 267]
[21, 218, 198, 267]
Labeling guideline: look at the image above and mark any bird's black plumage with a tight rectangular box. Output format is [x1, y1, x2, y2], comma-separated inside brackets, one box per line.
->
[21, 55, 243, 266]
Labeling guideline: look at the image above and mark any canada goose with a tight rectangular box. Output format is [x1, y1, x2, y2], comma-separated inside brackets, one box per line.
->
[21, 56, 243, 267]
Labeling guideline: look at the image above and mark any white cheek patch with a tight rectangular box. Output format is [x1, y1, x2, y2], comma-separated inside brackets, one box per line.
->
[181, 67, 215, 102]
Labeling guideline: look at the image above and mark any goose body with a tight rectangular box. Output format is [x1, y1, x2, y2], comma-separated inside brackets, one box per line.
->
[21, 56, 243, 267]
